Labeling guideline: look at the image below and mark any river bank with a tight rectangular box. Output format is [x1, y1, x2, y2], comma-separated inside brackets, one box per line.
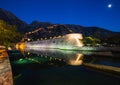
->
[0, 48, 13, 85]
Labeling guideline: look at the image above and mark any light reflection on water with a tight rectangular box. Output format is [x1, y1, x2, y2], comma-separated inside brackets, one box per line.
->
[24, 48, 120, 67]
[25, 48, 86, 66]
[8, 48, 120, 85]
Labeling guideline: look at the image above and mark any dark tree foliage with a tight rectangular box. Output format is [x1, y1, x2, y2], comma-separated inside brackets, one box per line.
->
[0, 20, 22, 47]
[82, 36, 101, 46]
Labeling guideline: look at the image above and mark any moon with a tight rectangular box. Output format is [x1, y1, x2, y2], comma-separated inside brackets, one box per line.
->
[108, 4, 112, 8]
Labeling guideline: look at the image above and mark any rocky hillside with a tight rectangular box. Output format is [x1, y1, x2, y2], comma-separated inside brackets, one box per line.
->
[25, 22, 113, 38]
[0, 8, 27, 32]
[24, 22, 120, 45]
[0, 8, 120, 45]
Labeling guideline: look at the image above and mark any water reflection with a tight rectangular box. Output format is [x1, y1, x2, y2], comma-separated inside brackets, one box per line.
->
[67, 54, 83, 66]
[25, 48, 85, 66]
[21, 47, 120, 67]
[23, 48, 120, 76]
[8, 48, 120, 85]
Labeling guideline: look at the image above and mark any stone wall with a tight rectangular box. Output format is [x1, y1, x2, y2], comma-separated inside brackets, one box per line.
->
[25, 33, 84, 49]
[0, 49, 13, 85]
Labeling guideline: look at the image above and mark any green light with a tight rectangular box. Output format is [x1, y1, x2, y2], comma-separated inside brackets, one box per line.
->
[14, 59, 28, 64]
[19, 59, 23, 61]
[13, 57, 50, 65]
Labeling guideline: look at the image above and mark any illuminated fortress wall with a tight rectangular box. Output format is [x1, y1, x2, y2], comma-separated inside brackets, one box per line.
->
[25, 33, 84, 49]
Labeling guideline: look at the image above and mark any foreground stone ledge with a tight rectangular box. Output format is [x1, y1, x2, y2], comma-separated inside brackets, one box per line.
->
[0, 49, 13, 85]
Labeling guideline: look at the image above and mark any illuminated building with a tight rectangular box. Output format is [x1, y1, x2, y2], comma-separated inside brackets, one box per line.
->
[25, 33, 84, 49]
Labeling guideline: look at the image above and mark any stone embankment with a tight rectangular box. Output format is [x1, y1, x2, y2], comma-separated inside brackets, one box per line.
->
[79, 46, 120, 52]
[0, 48, 13, 85]
[83, 63, 120, 77]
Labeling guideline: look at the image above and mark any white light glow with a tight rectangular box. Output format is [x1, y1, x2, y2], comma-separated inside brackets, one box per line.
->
[108, 4, 112, 8]
[25, 33, 84, 50]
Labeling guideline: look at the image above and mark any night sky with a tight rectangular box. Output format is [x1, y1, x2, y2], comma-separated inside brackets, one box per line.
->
[0, 0, 120, 32]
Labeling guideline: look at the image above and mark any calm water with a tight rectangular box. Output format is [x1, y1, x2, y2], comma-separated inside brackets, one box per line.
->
[7, 49, 120, 85]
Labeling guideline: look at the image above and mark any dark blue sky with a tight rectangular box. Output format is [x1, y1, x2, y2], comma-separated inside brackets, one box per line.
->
[0, 0, 120, 32]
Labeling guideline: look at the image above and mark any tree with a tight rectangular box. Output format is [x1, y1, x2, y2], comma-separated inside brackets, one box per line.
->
[0, 20, 22, 47]
[82, 36, 101, 46]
